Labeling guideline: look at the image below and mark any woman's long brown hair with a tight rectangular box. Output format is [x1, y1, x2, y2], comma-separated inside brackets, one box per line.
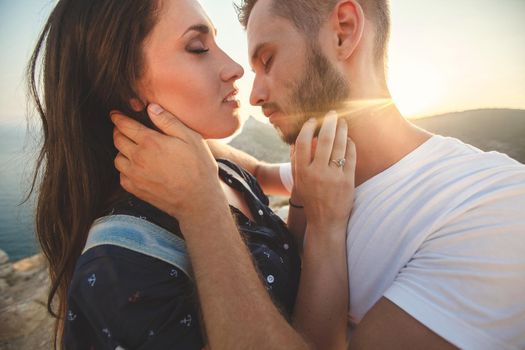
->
[27, 0, 160, 347]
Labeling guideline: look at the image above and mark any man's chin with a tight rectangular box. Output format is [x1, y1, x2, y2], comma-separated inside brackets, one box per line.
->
[274, 114, 324, 145]
[275, 125, 300, 146]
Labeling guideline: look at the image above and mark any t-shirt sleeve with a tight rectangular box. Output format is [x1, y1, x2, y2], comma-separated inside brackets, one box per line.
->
[279, 163, 293, 193]
[383, 194, 525, 350]
[64, 245, 204, 349]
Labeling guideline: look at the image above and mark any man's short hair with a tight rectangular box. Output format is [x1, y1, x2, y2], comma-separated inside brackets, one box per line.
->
[235, 0, 390, 64]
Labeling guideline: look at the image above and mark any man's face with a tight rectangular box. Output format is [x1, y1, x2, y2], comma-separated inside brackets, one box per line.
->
[247, 0, 349, 144]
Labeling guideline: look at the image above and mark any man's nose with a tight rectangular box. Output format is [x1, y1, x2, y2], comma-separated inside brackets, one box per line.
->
[249, 75, 268, 106]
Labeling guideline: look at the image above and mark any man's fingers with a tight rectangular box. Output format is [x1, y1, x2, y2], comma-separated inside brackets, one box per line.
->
[147, 104, 192, 140]
[114, 152, 131, 175]
[111, 112, 150, 144]
[119, 173, 136, 194]
[330, 118, 348, 169]
[314, 111, 338, 166]
[113, 129, 137, 159]
[295, 118, 317, 169]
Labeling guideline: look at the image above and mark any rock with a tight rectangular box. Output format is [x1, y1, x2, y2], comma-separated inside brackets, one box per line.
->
[0, 253, 53, 349]
[12, 254, 45, 273]
[274, 206, 290, 222]
[8, 254, 46, 285]
[0, 250, 8, 265]
[0, 279, 9, 293]
[0, 300, 49, 340]
[0, 264, 14, 279]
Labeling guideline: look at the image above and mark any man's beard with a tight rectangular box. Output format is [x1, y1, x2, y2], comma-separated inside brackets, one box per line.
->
[278, 44, 350, 145]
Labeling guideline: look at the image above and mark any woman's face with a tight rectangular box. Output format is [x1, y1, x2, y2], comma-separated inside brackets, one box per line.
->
[137, 0, 244, 139]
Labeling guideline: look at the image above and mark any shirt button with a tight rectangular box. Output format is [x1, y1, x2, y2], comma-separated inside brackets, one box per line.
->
[258, 209, 264, 216]
[283, 243, 289, 250]
[266, 275, 275, 284]
[227, 178, 233, 184]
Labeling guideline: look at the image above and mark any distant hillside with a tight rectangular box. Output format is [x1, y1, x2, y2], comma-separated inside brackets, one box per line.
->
[229, 116, 290, 163]
[412, 109, 525, 164]
[230, 109, 525, 164]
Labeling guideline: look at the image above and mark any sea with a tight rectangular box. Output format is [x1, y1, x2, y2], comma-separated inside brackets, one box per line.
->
[0, 123, 39, 262]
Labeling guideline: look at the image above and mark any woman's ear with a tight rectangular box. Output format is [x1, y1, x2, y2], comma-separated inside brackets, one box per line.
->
[331, 0, 365, 60]
[129, 98, 146, 112]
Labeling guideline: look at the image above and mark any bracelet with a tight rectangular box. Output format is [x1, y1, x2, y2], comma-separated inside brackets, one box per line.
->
[288, 198, 304, 209]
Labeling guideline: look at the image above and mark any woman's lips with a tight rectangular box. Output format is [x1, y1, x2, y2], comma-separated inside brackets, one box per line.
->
[222, 90, 240, 108]
[224, 99, 241, 108]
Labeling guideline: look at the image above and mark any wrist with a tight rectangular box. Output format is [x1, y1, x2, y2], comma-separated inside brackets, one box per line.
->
[290, 188, 303, 206]
[176, 184, 228, 222]
[288, 198, 304, 209]
[178, 196, 231, 234]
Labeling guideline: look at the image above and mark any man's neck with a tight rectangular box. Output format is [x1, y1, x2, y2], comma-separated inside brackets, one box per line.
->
[339, 101, 433, 187]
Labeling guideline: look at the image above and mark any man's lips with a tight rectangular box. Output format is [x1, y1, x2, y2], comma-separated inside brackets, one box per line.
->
[267, 112, 284, 125]
[263, 108, 279, 118]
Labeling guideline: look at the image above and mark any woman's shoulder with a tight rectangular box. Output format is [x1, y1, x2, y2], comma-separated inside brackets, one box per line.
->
[66, 244, 203, 349]
[72, 244, 189, 289]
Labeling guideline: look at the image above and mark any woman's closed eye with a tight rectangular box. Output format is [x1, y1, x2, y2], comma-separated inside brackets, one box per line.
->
[186, 41, 209, 54]
[189, 48, 209, 54]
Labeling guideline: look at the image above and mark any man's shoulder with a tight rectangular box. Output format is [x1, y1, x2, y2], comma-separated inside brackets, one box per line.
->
[408, 135, 525, 190]
[431, 135, 523, 168]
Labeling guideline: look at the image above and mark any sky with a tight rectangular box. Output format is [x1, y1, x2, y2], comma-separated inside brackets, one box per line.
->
[0, 0, 524, 128]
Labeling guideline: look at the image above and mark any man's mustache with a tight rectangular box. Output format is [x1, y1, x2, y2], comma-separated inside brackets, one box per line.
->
[261, 102, 281, 112]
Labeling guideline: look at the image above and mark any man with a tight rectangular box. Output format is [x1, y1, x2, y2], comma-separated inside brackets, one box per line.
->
[112, 0, 525, 348]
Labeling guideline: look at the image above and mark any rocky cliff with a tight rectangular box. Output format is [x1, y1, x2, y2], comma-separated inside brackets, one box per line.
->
[0, 250, 53, 349]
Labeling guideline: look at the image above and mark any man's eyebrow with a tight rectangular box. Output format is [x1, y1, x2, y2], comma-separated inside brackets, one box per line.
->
[182, 24, 218, 37]
[250, 42, 269, 66]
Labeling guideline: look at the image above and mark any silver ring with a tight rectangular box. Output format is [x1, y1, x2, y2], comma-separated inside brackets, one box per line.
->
[331, 158, 346, 168]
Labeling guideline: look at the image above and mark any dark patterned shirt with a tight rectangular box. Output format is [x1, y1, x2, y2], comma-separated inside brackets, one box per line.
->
[63, 159, 301, 349]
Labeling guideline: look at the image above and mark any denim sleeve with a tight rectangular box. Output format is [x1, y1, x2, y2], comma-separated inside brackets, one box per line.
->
[64, 245, 204, 349]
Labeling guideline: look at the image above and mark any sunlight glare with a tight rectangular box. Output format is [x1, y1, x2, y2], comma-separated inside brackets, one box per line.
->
[388, 62, 445, 118]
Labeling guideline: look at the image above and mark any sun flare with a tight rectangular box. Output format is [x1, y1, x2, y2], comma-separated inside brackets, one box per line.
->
[388, 62, 445, 118]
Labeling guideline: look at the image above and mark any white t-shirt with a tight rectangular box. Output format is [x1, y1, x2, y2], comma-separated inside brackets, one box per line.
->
[280, 135, 525, 349]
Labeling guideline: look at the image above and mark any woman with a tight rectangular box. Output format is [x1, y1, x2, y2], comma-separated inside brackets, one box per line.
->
[28, 0, 353, 348]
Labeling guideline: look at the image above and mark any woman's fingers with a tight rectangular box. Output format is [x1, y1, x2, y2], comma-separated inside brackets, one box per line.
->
[295, 118, 317, 169]
[329, 118, 348, 169]
[344, 137, 357, 176]
[313, 111, 338, 166]
[290, 145, 296, 179]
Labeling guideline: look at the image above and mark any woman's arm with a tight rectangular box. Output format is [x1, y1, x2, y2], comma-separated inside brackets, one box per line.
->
[291, 113, 356, 350]
[286, 189, 307, 251]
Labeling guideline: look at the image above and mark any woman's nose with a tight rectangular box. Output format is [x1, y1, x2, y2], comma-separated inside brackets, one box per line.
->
[221, 56, 244, 82]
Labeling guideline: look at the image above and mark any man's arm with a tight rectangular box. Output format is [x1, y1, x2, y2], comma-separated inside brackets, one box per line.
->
[112, 106, 308, 350]
[181, 197, 308, 350]
[207, 140, 290, 196]
[350, 298, 456, 349]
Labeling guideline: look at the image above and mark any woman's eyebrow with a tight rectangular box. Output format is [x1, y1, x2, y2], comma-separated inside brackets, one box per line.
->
[181, 24, 217, 37]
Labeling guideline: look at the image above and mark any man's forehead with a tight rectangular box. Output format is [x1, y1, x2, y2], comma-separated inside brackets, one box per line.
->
[246, 0, 297, 55]
[246, 0, 273, 49]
